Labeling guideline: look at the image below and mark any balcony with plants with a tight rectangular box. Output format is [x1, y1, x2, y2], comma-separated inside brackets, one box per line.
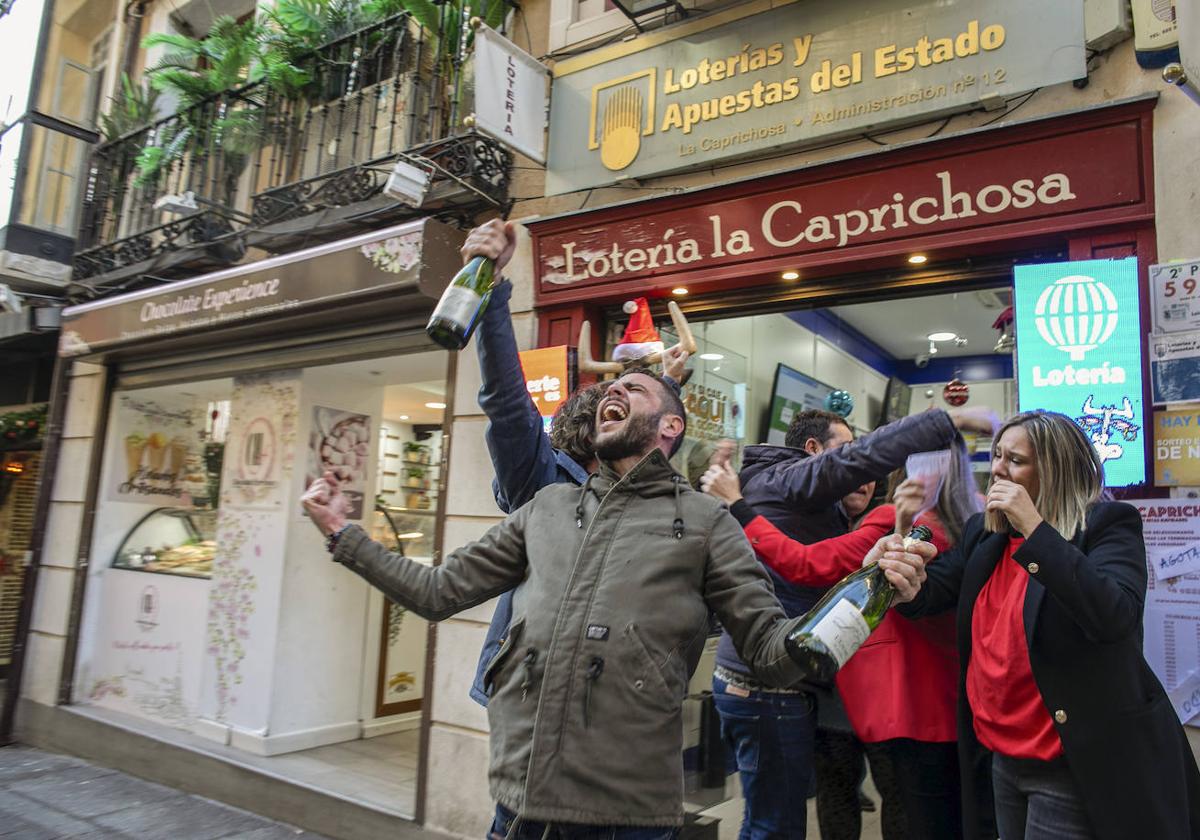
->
[72, 0, 514, 288]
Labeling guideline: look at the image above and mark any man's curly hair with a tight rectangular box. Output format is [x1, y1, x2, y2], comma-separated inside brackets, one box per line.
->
[549, 382, 607, 466]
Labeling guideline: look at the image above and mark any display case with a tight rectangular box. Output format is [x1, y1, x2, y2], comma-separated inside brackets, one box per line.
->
[372, 503, 435, 559]
[112, 507, 218, 578]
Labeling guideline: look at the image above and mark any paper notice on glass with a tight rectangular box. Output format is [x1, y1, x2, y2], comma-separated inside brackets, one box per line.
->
[1150, 260, 1200, 334]
[1150, 330, 1200, 404]
[1166, 670, 1200, 724]
[1132, 501, 1200, 713]
[1153, 539, 1200, 582]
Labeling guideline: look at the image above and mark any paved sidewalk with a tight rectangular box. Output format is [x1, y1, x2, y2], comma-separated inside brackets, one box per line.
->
[0, 744, 331, 839]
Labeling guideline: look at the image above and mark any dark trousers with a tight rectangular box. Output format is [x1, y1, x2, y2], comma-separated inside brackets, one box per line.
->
[991, 753, 1095, 840]
[487, 804, 679, 840]
[888, 739, 962, 840]
[713, 676, 817, 840]
[814, 729, 907, 840]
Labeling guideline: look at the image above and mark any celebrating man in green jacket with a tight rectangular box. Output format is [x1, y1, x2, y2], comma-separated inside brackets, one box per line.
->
[301, 369, 932, 838]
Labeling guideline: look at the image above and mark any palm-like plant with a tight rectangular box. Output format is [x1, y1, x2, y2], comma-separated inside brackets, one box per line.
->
[99, 73, 162, 142]
[135, 15, 282, 186]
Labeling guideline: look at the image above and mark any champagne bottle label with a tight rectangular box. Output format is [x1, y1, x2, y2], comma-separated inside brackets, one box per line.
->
[809, 598, 870, 667]
[434, 285, 483, 328]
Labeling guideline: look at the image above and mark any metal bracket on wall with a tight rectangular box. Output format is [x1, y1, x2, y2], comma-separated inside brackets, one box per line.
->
[1164, 63, 1200, 107]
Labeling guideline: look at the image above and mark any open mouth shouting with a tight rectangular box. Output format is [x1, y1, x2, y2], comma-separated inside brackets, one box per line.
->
[598, 398, 629, 432]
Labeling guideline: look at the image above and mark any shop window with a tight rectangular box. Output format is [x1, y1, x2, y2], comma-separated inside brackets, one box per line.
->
[100, 380, 230, 579]
[113, 507, 217, 577]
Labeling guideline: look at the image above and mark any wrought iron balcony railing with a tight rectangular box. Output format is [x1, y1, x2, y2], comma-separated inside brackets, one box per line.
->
[73, 14, 512, 284]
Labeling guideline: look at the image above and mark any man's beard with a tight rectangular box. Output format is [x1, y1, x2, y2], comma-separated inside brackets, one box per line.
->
[594, 411, 661, 462]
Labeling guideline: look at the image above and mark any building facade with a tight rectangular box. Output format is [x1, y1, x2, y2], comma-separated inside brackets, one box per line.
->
[9, 1, 1200, 839]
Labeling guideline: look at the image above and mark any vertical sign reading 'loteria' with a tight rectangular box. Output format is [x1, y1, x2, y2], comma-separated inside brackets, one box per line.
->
[1014, 258, 1145, 487]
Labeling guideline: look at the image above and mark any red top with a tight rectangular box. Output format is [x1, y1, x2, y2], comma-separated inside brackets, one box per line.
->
[966, 536, 1063, 760]
[743, 504, 960, 743]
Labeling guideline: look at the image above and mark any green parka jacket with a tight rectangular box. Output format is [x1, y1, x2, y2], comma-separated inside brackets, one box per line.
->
[332, 449, 810, 826]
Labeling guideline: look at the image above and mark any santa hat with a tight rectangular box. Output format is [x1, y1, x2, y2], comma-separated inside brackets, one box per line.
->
[613, 298, 664, 363]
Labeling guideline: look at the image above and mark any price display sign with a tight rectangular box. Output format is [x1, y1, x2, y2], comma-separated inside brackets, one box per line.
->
[1151, 260, 1200, 334]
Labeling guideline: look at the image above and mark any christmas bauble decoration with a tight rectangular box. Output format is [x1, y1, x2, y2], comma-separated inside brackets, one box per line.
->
[824, 390, 854, 418]
[943, 379, 969, 407]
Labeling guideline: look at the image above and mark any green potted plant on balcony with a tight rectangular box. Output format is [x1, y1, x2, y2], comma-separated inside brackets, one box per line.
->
[136, 15, 281, 194]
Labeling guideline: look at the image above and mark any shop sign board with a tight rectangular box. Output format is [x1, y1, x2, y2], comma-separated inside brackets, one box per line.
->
[1150, 259, 1200, 333]
[472, 25, 550, 163]
[531, 114, 1148, 301]
[58, 218, 465, 357]
[545, 0, 1085, 194]
[1154, 407, 1200, 487]
[1013, 257, 1145, 488]
[519, 345, 574, 431]
[1151, 329, 1200, 404]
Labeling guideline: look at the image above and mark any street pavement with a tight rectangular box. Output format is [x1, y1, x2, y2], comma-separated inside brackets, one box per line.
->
[0, 744, 331, 840]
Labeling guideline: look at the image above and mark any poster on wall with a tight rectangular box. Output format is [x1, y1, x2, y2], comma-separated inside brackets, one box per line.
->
[1013, 257, 1145, 487]
[1150, 260, 1200, 333]
[305, 406, 371, 520]
[1131, 500, 1200, 724]
[765, 364, 834, 445]
[1154, 408, 1200, 487]
[107, 394, 204, 506]
[224, 372, 299, 509]
[519, 346, 575, 433]
[1150, 329, 1200, 404]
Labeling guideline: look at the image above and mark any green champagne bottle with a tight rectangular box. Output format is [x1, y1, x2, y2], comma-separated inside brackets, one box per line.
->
[784, 524, 933, 683]
[426, 255, 496, 350]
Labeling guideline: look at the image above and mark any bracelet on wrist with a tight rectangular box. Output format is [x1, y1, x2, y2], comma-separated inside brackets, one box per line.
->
[326, 524, 351, 554]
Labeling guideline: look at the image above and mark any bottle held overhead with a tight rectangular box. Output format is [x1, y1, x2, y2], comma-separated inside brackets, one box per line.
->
[784, 524, 932, 684]
[426, 255, 496, 350]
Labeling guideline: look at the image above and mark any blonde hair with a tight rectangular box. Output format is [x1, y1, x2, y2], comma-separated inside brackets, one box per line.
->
[984, 410, 1105, 538]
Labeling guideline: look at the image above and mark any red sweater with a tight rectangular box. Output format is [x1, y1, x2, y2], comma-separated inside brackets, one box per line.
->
[742, 504, 959, 743]
[966, 536, 1063, 760]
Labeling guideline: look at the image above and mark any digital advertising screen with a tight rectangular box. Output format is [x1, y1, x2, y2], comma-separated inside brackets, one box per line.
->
[1013, 257, 1145, 487]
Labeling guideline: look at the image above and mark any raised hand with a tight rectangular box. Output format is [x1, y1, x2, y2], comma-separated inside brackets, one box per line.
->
[701, 463, 743, 505]
[301, 470, 351, 537]
[460, 219, 516, 272]
[893, 476, 927, 536]
[948, 406, 1000, 436]
[662, 344, 690, 382]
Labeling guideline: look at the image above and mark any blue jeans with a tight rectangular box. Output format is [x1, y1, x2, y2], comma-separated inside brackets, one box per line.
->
[992, 753, 1095, 840]
[713, 675, 817, 840]
[487, 804, 679, 839]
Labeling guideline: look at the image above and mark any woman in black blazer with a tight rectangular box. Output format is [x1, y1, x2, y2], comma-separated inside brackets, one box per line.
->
[897, 410, 1200, 840]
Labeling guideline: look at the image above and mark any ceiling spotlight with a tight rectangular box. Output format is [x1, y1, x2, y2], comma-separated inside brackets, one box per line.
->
[425, 402, 446, 409]
[399, 415, 410, 420]
[928, 340, 939, 355]
[398, 531, 424, 540]
[994, 331, 1015, 354]
[699, 352, 724, 361]
[672, 287, 688, 295]
[954, 336, 969, 348]
[908, 254, 928, 265]
[781, 270, 800, 280]
[927, 331, 957, 342]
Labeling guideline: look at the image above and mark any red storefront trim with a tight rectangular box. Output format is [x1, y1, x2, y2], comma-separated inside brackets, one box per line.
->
[530, 98, 1155, 347]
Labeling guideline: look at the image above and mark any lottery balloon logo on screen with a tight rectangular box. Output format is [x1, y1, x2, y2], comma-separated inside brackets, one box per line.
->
[1034, 274, 1119, 362]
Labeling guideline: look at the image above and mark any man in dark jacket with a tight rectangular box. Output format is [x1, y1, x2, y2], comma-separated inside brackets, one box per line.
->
[302, 370, 935, 836]
[462, 219, 686, 705]
[713, 406, 997, 839]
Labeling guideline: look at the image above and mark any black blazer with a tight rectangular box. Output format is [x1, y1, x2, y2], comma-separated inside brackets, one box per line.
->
[900, 501, 1200, 840]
